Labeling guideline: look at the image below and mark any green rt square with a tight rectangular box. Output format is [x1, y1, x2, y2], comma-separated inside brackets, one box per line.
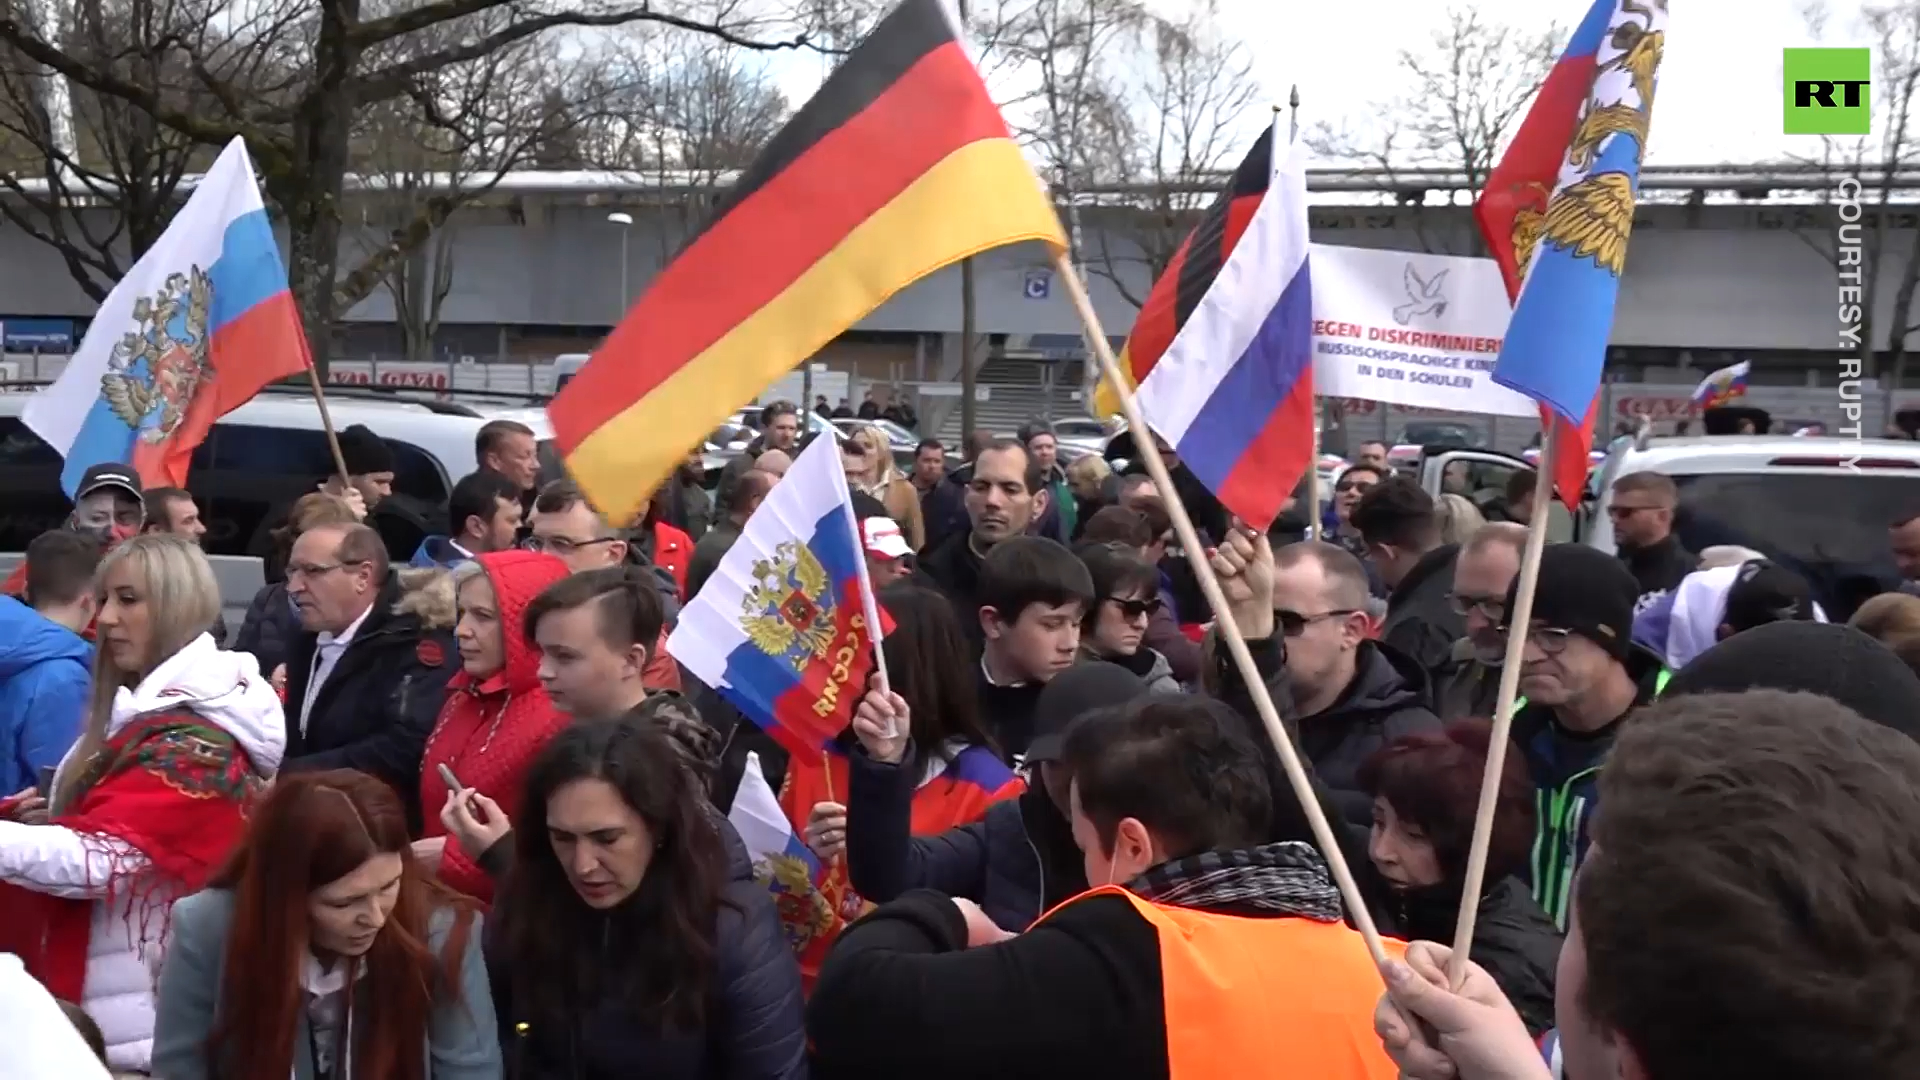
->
[1785, 48, 1871, 135]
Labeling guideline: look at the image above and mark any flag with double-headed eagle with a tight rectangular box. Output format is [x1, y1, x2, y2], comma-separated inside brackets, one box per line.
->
[1475, 0, 1666, 509]
[23, 136, 310, 495]
[666, 433, 890, 763]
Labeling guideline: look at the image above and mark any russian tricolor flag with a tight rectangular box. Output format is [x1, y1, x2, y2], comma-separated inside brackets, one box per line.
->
[24, 137, 311, 496]
[667, 433, 890, 762]
[1132, 129, 1314, 531]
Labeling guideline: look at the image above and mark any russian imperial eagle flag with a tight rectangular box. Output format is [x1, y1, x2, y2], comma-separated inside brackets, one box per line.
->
[547, 0, 1067, 525]
[24, 136, 310, 494]
[666, 434, 890, 761]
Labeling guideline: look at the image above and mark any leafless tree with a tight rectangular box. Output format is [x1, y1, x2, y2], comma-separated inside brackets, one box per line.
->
[0, 0, 819, 369]
[1794, 1, 1920, 424]
[0, 0, 212, 300]
[1080, 7, 1255, 308]
[1307, 5, 1559, 253]
[575, 24, 791, 263]
[988, 0, 1144, 263]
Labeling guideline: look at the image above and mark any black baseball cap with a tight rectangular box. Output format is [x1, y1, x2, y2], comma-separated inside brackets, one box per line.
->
[75, 463, 141, 503]
[1721, 560, 1816, 633]
[1025, 661, 1151, 764]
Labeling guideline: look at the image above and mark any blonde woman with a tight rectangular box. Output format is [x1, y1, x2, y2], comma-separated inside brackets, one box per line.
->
[846, 424, 926, 550]
[1433, 493, 1487, 546]
[0, 534, 284, 1072]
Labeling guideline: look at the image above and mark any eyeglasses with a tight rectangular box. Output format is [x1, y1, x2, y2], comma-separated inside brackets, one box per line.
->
[1110, 597, 1163, 619]
[1497, 625, 1574, 654]
[1275, 608, 1357, 637]
[1447, 593, 1507, 619]
[522, 535, 618, 556]
[285, 559, 366, 580]
[1334, 480, 1375, 494]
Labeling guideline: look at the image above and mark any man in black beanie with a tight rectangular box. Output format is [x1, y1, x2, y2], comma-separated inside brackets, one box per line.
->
[329, 422, 397, 511]
[1503, 542, 1669, 929]
[1664, 620, 1920, 743]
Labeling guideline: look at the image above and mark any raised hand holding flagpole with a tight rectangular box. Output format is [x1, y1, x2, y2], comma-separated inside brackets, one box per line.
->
[1051, 249, 1391, 971]
[1447, 0, 1667, 988]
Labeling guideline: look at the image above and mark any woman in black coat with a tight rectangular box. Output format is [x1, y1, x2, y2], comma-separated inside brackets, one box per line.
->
[452, 712, 807, 1079]
[1356, 718, 1564, 1035]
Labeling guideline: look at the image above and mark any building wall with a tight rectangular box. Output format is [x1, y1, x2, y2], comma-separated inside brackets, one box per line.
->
[0, 199, 1906, 351]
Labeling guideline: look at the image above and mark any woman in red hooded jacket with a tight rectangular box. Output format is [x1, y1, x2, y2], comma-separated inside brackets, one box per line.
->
[411, 550, 571, 903]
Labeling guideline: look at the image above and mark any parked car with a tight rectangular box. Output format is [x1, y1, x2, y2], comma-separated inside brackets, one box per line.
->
[0, 388, 556, 558]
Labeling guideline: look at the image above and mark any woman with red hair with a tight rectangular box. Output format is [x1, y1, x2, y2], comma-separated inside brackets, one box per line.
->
[149, 770, 499, 1079]
[412, 551, 572, 902]
[1356, 719, 1563, 1035]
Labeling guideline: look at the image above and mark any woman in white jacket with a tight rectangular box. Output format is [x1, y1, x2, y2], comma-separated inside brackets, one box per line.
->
[0, 533, 284, 1072]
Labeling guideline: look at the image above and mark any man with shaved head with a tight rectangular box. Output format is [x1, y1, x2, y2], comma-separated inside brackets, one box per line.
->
[1439, 522, 1527, 719]
[1268, 541, 1441, 825]
[688, 468, 776, 600]
[280, 522, 460, 831]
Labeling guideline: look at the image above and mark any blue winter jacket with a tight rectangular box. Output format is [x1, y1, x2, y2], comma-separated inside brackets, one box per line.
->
[0, 597, 91, 796]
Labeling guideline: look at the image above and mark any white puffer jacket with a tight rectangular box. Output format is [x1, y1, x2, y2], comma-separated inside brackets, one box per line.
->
[0, 634, 284, 1072]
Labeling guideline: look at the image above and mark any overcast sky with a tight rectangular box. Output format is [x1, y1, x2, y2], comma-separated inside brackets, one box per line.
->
[759, 1, 1872, 169]
[1207, 0, 1852, 166]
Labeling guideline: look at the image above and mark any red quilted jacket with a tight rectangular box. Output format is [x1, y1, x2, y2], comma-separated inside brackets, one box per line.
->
[418, 549, 572, 903]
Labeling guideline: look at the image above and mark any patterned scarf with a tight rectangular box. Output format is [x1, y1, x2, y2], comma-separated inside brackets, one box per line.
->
[1129, 841, 1344, 923]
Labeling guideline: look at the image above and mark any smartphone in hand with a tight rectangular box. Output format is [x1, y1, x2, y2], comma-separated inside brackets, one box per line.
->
[34, 766, 55, 798]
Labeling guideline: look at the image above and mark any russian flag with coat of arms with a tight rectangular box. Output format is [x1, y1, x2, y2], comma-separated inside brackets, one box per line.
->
[667, 434, 890, 761]
[23, 136, 310, 495]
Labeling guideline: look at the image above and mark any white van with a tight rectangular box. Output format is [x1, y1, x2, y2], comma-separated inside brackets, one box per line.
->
[1581, 435, 1920, 617]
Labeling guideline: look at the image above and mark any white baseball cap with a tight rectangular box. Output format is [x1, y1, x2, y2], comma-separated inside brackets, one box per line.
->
[861, 516, 914, 560]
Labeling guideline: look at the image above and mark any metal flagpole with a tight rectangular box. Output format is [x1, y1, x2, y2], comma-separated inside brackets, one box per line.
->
[1287, 88, 1323, 541]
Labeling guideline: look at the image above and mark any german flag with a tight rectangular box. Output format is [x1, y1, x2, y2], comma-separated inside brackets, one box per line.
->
[549, 0, 1067, 524]
[1092, 127, 1274, 422]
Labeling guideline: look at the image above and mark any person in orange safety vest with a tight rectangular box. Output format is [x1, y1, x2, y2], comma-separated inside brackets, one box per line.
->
[808, 692, 1405, 1080]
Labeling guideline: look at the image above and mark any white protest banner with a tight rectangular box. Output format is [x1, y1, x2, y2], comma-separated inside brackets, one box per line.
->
[1308, 244, 1537, 417]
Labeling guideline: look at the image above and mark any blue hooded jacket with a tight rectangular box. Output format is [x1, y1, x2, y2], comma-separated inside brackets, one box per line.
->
[0, 596, 92, 796]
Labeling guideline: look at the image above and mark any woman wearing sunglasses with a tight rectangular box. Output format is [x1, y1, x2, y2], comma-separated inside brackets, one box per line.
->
[1075, 543, 1182, 692]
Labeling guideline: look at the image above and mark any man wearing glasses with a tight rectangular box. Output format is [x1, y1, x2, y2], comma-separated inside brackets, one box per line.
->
[1501, 543, 1670, 930]
[1437, 523, 1527, 720]
[280, 522, 462, 833]
[1267, 541, 1441, 828]
[524, 479, 683, 692]
[1607, 472, 1692, 608]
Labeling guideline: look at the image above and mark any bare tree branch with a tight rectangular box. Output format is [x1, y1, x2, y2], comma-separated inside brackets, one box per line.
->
[1307, 5, 1558, 254]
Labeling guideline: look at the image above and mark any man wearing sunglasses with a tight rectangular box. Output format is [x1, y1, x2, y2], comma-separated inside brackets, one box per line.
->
[1268, 542, 1442, 828]
[1606, 472, 1692, 608]
[1502, 543, 1670, 930]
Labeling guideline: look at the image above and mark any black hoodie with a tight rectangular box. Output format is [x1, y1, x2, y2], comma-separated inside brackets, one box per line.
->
[1297, 640, 1444, 828]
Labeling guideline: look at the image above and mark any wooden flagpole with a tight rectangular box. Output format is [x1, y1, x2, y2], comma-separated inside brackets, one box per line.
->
[1052, 249, 1390, 969]
[303, 363, 353, 487]
[1445, 418, 1558, 986]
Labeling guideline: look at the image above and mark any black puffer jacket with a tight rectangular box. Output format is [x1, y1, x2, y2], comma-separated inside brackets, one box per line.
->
[233, 581, 300, 677]
[1295, 640, 1445, 829]
[844, 747, 1086, 932]
[485, 819, 808, 1080]
[1379, 544, 1465, 681]
[1392, 875, 1562, 1036]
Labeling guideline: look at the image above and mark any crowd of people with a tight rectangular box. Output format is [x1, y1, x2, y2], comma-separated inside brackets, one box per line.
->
[0, 397, 1917, 1079]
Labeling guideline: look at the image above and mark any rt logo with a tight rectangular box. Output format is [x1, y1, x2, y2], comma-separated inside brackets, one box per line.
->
[1784, 47, 1870, 135]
